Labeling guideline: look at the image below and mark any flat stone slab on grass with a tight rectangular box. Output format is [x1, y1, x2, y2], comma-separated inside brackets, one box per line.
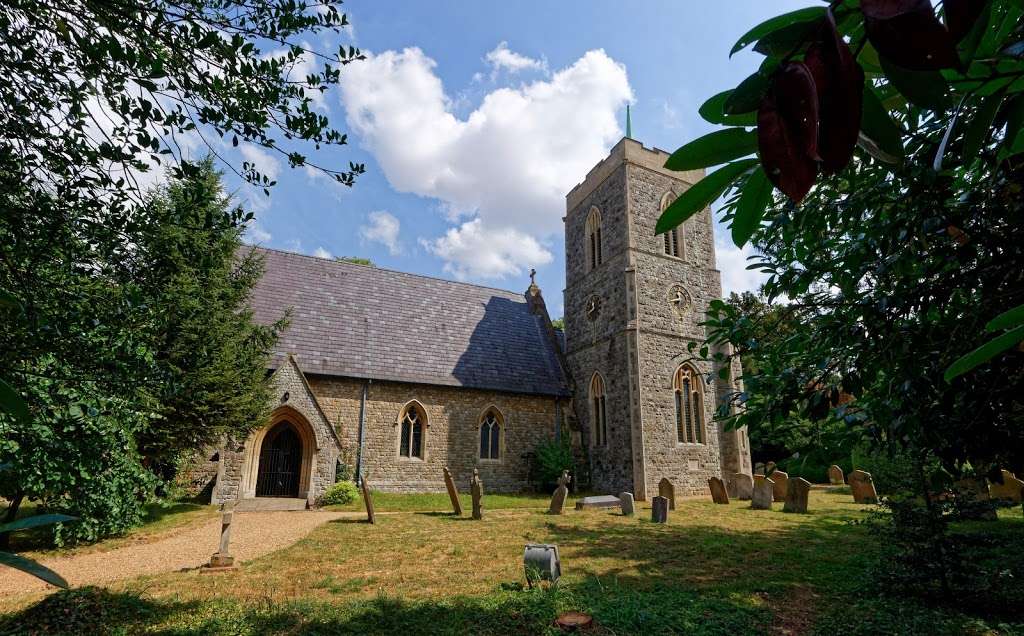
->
[574, 495, 622, 510]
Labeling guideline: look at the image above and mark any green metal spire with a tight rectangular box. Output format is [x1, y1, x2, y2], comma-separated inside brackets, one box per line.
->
[626, 104, 632, 139]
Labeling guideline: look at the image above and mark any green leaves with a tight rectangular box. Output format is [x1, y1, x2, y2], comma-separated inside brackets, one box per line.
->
[0, 378, 30, 425]
[699, 91, 757, 126]
[880, 58, 949, 111]
[663, 128, 757, 171]
[0, 551, 69, 589]
[986, 303, 1024, 332]
[0, 513, 77, 535]
[730, 7, 827, 56]
[859, 86, 905, 163]
[656, 159, 758, 234]
[732, 168, 773, 248]
[962, 92, 1003, 159]
[945, 303, 1024, 381]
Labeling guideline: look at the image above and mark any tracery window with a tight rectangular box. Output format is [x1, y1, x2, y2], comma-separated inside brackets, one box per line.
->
[399, 402, 426, 458]
[661, 192, 681, 258]
[585, 206, 603, 271]
[590, 372, 608, 447]
[674, 365, 704, 444]
[479, 408, 502, 460]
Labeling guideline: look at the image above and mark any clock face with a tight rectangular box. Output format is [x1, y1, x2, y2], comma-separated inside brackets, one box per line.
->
[668, 284, 691, 315]
[586, 295, 601, 320]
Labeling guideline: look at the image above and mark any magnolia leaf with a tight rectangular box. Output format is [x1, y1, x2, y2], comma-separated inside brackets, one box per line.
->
[863, 0, 961, 71]
[732, 167, 772, 248]
[699, 90, 758, 126]
[0, 552, 69, 589]
[0, 378, 30, 425]
[724, 64, 777, 115]
[860, 86, 905, 162]
[655, 159, 758, 234]
[945, 324, 1024, 382]
[664, 128, 757, 171]
[880, 57, 950, 111]
[945, 0, 992, 42]
[962, 92, 1003, 160]
[987, 304, 1024, 332]
[758, 63, 819, 202]
[0, 514, 77, 535]
[730, 7, 828, 57]
[752, 18, 823, 58]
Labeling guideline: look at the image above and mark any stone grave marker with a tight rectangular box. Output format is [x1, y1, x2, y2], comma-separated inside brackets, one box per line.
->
[848, 470, 878, 504]
[203, 509, 236, 571]
[442, 467, 463, 516]
[783, 477, 812, 514]
[361, 475, 376, 524]
[708, 477, 730, 505]
[732, 473, 754, 500]
[619, 492, 635, 516]
[766, 461, 777, 474]
[752, 475, 774, 510]
[828, 465, 845, 485]
[470, 469, 484, 520]
[770, 470, 789, 502]
[658, 477, 676, 510]
[574, 495, 621, 510]
[651, 496, 669, 523]
[754, 462, 765, 476]
[548, 470, 571, 515]
[990, 469, 1024, 504]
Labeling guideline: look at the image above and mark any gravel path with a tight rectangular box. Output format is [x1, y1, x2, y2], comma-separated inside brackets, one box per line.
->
[0, 510, 351, 597]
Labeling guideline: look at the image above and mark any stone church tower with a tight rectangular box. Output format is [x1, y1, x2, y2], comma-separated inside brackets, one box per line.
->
[563, 137, 752, 500]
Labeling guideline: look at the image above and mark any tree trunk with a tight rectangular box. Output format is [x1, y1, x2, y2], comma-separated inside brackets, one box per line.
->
[0, 490, 25, 551]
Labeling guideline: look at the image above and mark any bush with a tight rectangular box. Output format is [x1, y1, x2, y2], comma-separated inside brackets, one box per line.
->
[533, 437, 573, 490]
[318, 481, 358, 507]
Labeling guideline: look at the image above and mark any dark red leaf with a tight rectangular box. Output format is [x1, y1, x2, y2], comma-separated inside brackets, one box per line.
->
[861, 0, 961, 70]
[758, 63, 819, 202]
[805, 13, 865, 174]
[944, 0, 988, 42]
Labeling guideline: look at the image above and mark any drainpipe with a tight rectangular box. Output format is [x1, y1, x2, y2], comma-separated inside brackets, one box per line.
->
[355, 379, 370, 483]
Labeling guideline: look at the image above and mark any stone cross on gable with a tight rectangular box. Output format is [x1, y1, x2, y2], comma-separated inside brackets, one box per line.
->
[530, 268, 537, 286]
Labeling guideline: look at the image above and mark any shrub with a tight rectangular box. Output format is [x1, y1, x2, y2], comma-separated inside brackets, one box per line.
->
[533, 437, 573, 490]
[318, 481, 358, 507]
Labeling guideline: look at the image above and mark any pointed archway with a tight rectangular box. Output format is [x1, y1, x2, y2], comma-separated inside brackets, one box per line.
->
[241, 406, 319, 501]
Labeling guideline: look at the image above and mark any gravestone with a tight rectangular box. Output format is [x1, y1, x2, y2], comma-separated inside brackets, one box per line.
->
[708, 477, 730, 505]
[848, 470, 878, 504]
[990, 469, 1024, 504]
[548, 470, 571, 515]
[204, 509, 236, 571]
[770, 470, 789, 502]
[574, 495, 621, 510]
[442, 467, 463, 516]
[619, 492, 635, 516]
[361, 475, 376, 524]
[658, 477, 676, 510]
[828, 465, 845, 485]
[956, 477, 997, 520]
[752, 475, 774, 510]
[754, 462, 765, 476]
[732, 473, 754, 500]
[470, 469, 484, 520]
[766, 461, 777, 474]
[783, 477, 812, 513]
[651, 496, 669, 523]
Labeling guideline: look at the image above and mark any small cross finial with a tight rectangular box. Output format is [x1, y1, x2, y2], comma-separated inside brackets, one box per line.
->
[529, 268, 537, 286]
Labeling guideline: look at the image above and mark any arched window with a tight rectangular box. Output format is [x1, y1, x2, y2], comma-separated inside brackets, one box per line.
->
[674, 365, 704, 444]
[399, 402, 426, 458]
[479, 408, 502, 460]
[585, 206, 603, 271]
[590, 372, 608, 447]
[661, 192, 681, 258]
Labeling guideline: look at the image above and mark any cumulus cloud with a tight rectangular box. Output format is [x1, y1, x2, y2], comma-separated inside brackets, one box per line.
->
[484, 41, 547, 76]
[359, 210, 402, 255]
[714, 230, 768, 297]
[239, 144, 281, 181]
[313, 246, 332, 259]
[339, 45, 632, 279]
[244, 224, 272, 244]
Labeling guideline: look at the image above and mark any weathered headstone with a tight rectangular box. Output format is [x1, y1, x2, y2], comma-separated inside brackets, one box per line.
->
[651, 496, 669, 523]
[770, 470, 789, 502]
[619, 492, 635, 516]
[708, 477, 730, 504]
[828, 465, 845, 485]
[751, 475, 774, 510]
[766, 461, 777, 474]
[732, 473, 754, 500]
[574, 495, 621, 510]
[754, 462, 765, 476]
[956, 477, 997, 520]
[848, 470, 878, 504]
[658, 477, 676, 510]
[442, 467, 463, 516]
[204, 510, 235, 571]
[361, 474, 376, 524]
[470, 469, 484, 520]
[990, 469, 1024, 504]
[548, 470, 571, 515]
[783, 477, 812, 513]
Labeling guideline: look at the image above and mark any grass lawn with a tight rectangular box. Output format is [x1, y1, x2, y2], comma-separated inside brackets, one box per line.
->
[2, 491, 1022, 635]
[326, 490, 557, 513]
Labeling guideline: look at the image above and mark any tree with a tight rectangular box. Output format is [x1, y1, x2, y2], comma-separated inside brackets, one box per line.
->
[335, 256, 375, 266]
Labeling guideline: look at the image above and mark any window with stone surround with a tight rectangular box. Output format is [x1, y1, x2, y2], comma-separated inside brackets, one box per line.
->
[585, 206, 603, 271]
[661, 192, 681, 258]
[590, 372, 608, 447]
[479, 408, 502, 460]
[399, 402, 426, 459]
[674, 364, 704, 444]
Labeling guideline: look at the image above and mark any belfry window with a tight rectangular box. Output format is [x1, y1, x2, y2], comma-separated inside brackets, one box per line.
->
[674, 365, 704, 444]
[585, 206, 603, 271]
[590, 372, 608, 447]
[479, 408, 502, 460]
[399, 402, 426, 458]
[661, 192, 681, 258]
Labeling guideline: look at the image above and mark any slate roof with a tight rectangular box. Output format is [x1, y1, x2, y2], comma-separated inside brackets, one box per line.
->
[247, 247, 569, 397]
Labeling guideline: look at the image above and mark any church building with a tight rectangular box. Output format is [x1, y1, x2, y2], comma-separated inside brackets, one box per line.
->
[199, 137, 752, 507]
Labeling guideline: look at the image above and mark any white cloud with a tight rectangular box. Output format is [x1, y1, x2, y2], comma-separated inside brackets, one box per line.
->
[244, 224, 272, 244]
[714, 229, 768, 297]
[661, 100, 681, 130]
[313, 246, 332, 259]
[339, 46, 631, 279]
[359, 210, 402, 255]
[239, 144, 281, 181]
[484, 41, 547, 76]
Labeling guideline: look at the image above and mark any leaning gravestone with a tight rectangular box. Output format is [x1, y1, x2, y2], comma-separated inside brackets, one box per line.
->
[361, 475, 376, 524]
[708, 477, 730, 505]
[443, 467, 463, 516]
[783, 477, 812, 514]
[770, 470, 789, 502]
[848, 470, 878, 504]
[203, 509, 236, 571]
[619, 492, 635, 516]
[732, 473, 754, 500]
[651, 496, 669, 523]
[828, 465, 845, 485]
[470, 469, 484, 520]
[548, 470, 571, 515]
[751, 475, 775, 510]
[658, 477, 676, 510]
[990, 469, 1024, 504]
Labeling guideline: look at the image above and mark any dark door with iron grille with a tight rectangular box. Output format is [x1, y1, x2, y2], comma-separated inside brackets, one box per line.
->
[255, 422, 302, 498]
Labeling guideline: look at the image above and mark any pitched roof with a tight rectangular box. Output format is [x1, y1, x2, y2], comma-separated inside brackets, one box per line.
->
[247, 247, 569, 397]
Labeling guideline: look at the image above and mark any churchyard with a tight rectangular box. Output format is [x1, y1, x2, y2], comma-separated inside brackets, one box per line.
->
[2, 486, 1022, 635]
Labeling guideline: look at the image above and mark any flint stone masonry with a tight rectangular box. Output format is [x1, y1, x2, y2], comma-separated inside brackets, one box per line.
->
[752, 476, 774, 510]
[783, 478, 812, 514]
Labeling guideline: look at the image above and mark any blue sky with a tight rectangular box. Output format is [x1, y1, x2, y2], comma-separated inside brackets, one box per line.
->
[233, 0, 811, 317]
